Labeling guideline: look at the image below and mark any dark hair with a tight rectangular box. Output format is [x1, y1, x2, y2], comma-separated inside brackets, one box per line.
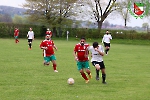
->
[93, 42, 98, 48]
[80, 37, 86, 40]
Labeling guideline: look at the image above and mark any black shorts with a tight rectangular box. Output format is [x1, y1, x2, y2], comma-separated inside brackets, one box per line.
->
[104, 42, 110, 47]
[28, 39, 33, 43]
[92, 61, 105, 69]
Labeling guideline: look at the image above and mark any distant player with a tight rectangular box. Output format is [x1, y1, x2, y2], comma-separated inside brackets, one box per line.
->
[14, 28, 19, 43]
[27, 28, 34, 50]
[73, 37, 92, 83]
[40, 34, 58, 72]
[102, 30, 112, 55]
[46, 28, 52, 36]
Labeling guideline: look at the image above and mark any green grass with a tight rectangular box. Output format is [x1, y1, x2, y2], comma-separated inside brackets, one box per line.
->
[0, 38, 150, 100]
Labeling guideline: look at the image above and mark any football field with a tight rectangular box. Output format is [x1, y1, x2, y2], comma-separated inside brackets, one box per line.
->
[0, 38, 150, 100]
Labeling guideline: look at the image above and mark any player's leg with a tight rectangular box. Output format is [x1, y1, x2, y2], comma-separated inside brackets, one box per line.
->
[28, 39, 32, 49]
[105, 43, 110, 55]
[50, 55, 58, 72]
[92, 61, 100, 80]
[15, 36, 18, 43]
[28, 39, 30, 49]
[43, 57, 50, 66]
[16, 36, 19, 43]
[84, 61, 92, 79]
[104, 42, 108, 54]
[100, 61, 106, 84]
[77, 62, 89, 83]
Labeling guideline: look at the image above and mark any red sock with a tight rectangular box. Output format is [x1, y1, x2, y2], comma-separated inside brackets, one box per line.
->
[53, 64, 56, 70]
[15, 39, 17, 43]
[17, 39, 19, 42]
[81, 73, 88, 80]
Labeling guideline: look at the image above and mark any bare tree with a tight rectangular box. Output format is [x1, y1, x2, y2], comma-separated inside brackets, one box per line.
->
[142, 22, 149, 33]
[0, 14, 12, 23]
[116, 0, 131, 28]
[78, 0, 119, 34]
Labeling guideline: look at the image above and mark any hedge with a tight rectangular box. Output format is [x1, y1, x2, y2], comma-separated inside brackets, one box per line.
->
[0, 23, 150, 40]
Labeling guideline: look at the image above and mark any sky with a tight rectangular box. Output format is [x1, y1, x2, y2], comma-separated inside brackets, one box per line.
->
[0, 0, 25, 8]
[0, 0, 149, 27]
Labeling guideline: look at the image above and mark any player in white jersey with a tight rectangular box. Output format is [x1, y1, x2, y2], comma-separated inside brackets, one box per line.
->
[87, 42, 107, 84]
[27, 28, 34, 50]
[102, 30, 112, 55]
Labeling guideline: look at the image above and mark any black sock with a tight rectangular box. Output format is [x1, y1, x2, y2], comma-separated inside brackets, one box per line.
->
[107, 48, 109, 52]
[102, 74, 106, 82]
[96, 69, 99, 76]
[105, 49, 109, 54]
[29, 44, 31, 48]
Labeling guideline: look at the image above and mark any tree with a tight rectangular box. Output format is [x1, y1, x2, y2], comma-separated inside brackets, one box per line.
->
[142, 22, 149, 33]
[0, 14, 12, 23]
[23, 0, 78, 27]
[12, 15, 23, 24]
[116, 0, 131, 28]
[119, 0, 150, 28]
[78, 0, 119, 34]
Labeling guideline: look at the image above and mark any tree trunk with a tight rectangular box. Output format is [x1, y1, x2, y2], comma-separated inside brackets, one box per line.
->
[58, 27, 62, 37]
[52, 27, 57, 37]
[97, 21, 103, 35]
[124, 18, 127, 28]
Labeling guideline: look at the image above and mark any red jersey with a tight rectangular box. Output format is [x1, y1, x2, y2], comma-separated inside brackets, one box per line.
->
[74, 43, 89, 61]
[14, 29, 19, 36]
[46, 31, 52, 36]
[40, 39, 55, 57]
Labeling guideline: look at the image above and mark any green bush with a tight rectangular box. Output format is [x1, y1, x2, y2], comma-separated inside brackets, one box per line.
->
[0, 23, 150, 40]
[0, 23, 44, 38]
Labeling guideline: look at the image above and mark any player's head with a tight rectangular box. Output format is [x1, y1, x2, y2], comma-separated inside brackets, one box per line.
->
[47, 28, 49, 31]
[29, 28, 32, 31]
[106, 30, 109, 34]
[93, 42, 99, 48]
[45, 34, 51, 40]
[80, 37, 86, 46]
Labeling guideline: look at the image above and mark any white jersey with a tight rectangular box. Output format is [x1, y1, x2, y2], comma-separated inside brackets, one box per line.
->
[102, 34, 112, 43]
[27, 31, 34, 39]
[88, 45, 104, 62]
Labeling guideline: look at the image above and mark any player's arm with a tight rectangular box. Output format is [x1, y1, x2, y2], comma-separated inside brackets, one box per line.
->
[110, 35, 112, 40]
[73, 51, 78, 61]
[40, 45, 47, 50]
[32, 32, 34, 40]
[102, 36, 104, 43]
[53, 45, 57, 51]
[41, 46, 47, 50]
[85, 47, 89, 58]
[27, 33, 29, 38]
[18, 30, 19, 36]
[94, 47, 104, 56]
[40, 42, 47, 50]
[73, 46, 79, 61]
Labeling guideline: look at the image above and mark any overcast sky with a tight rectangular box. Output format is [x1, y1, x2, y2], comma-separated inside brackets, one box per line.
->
[0, 0, 25, 8]
[0, 0, 149, 27]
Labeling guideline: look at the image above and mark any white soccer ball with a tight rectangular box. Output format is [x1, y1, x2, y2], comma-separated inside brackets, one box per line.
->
[67, 78, 74, 85]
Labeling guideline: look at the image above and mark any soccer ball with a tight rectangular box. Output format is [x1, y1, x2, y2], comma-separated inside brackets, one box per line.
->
[67, 78, 74, 85]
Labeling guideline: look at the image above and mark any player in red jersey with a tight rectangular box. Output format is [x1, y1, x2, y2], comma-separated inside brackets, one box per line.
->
[46, 28, 52, 36]
[14, 28, 19, 43]
[40, 34, 58, 72]
[73, 37, 92, 83]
